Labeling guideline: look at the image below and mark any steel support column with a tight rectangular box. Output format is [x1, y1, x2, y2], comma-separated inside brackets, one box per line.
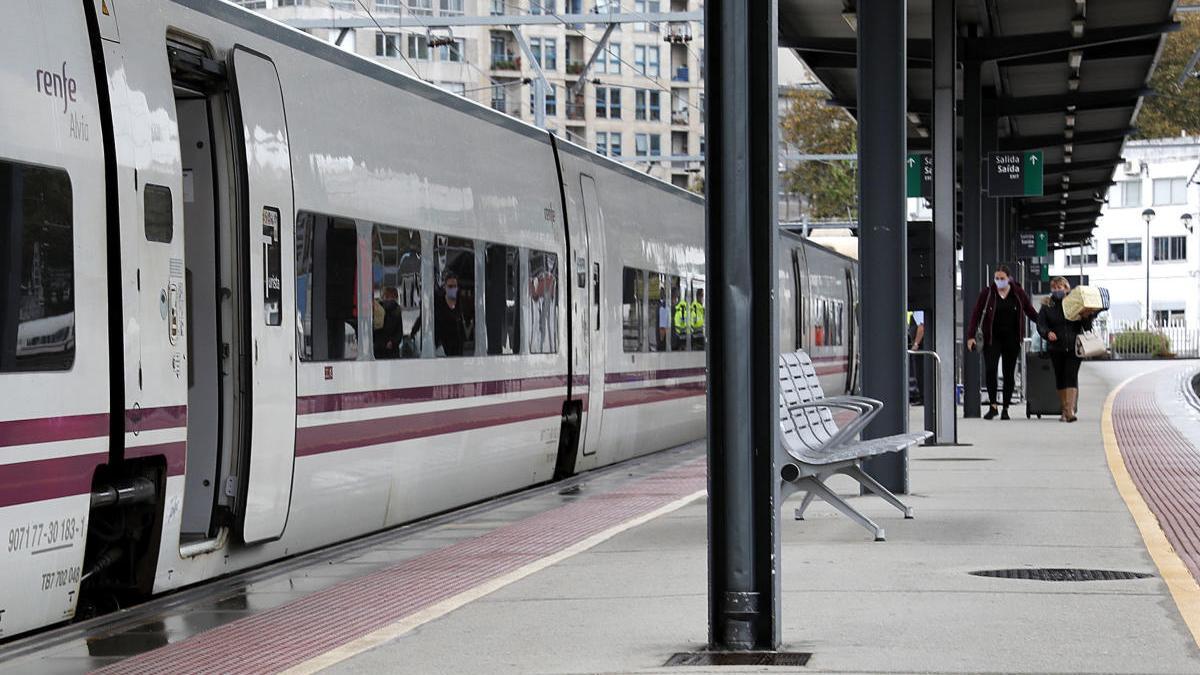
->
[961, 52, 983, 418]
[858, 0, 910, 492]
[981, 118, 999, 281]
[931, 0, 957, 444]
[704, 0, 780, 651]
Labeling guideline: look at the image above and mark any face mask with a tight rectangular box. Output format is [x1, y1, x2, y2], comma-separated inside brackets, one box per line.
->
[1051, 290, 1066, 300]
[446, 287, 458, 300]
[994, 279, 1009, 290]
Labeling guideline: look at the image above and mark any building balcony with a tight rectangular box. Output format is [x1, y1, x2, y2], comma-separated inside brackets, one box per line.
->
[672, 66, 689, 82]
[566, 103, 586, 121]
[566, 62, 585, 75]
[491, 56, 521, 72]
[671, 110, 689, 125]
[664, 22, 693, 44]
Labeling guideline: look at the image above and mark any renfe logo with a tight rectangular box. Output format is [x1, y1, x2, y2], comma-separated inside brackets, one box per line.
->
[36, 62, 77, 114]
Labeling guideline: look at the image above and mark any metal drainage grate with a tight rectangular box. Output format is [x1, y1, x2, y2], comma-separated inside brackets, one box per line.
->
[970, 568, 1153, 582]
[664, 652, 812, 667]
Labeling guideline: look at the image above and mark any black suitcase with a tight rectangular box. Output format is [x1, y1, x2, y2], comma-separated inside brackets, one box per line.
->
[1025, 351, 1073, 418]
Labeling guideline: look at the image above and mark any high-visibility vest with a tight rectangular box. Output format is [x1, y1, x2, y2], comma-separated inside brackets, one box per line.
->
[690, 300, 705, 330]
[673, 300, 689, 333]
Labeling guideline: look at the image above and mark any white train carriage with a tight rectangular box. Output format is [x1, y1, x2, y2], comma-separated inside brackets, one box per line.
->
[0, 0, 857, 639]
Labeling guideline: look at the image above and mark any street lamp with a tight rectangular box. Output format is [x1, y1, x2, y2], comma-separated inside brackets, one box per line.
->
[1143, 208, 1156, 326]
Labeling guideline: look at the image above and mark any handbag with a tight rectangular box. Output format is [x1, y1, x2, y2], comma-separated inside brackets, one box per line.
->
[1075, 330, 1106, 359]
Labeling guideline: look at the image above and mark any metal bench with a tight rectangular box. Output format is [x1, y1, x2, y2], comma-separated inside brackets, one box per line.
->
[777, 350, 931, 541]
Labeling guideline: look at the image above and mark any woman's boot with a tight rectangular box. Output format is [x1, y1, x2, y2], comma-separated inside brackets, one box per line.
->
[1057, 390, 1068, 421]
[1065, 388, 1078, 423]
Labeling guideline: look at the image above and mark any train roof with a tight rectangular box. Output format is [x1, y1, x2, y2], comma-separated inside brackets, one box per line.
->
[190, 1, 701, 206]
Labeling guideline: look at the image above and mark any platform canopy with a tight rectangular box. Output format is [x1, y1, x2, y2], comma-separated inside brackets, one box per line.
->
[780, 0, 1179, 247]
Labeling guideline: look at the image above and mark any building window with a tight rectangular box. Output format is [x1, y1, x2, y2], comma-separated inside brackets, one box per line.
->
[439, 38, 465, 62]
[634, 45, 660, 77]
[609, 132, 622, 157]
[407, 34, 430, 60]
[376, 33, 402, 57]
[1108, 238, 1143, 264]
[491, 83, 509, 112]
[407, 0, 433, 15]
[237, 0, 268, 8]
[439, 81, 467, 95]
[0, 160, 75, 372]
[1153, 309, 1186, 327]
[491, 0, 505, 15]
[1152, 177, 1188, 206]
[439, 0, 465, 14]
[529, 37, 557, 70]
[635, 89, 660, 121]
[597, 44, 621, 74]
[595, 87, 621, 119]
[1117, 180, 1141, 208]
[1153, 235, 1187, 262]
[529, 250, 559, 354]
[633, 0, 661, 32]
[375, 0, 401, 12]
[596, 131, 608, 156]
[530, 0, 556, 14]
[529, 84, 557, 117]
[635, 133, 661, 157]
[1064, 242, 1098, 267]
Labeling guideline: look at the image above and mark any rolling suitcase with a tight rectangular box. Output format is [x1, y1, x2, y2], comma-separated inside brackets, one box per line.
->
[1024, 351, 1074, 419]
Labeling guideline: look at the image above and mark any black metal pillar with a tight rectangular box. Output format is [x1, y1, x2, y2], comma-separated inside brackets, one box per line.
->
[961, 50, 983, 418]
[930, 0, 957, 444]
[981, 116, 999, 278]
[704, 0, 779, 652]
[859, 0, 909, 492]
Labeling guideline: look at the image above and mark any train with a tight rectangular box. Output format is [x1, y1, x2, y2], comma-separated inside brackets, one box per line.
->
[0, 0, 858, 639]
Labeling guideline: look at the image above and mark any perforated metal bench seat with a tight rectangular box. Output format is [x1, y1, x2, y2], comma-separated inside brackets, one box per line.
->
[777, 350, 931, 540]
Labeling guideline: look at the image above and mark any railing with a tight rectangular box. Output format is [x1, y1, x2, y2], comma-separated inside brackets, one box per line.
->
[491, 57, 519, 70]
[566, 103, 586, 120]
[672, 66, 689, 82]
[671, 109, 689, 125]
[1095, 319, 1200, 359]
[566, 62, 585, 75]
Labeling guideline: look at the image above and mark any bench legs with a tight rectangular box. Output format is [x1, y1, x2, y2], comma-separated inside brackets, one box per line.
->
[840, 464, 914, 520]
[792, 476, 886, 542]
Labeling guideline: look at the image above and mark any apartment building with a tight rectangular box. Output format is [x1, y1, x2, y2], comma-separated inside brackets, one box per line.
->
[1050, 136, 1200, 329]
[237, 0, 706, 188]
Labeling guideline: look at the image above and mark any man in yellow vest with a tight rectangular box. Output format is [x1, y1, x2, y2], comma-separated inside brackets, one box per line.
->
[690, 289, 705, 349]
[673, 291, 691, 350]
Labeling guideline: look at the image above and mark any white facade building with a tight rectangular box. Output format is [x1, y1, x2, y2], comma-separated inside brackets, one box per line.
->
[235, 0, 706, 188]
[1050, 136, 1200, 329]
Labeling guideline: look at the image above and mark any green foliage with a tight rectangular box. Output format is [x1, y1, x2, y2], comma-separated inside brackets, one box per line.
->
[779, 89, 858, 221]
[1112, 330, 1173, 358]
[1134, 5, 1200, 139]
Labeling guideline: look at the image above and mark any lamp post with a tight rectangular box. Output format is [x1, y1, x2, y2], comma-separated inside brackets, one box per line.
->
[1142, 208, 1156, 326]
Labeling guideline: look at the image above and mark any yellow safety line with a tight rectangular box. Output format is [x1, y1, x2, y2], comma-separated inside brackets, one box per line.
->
[1102, 374, 1200, 648]
[280, 488, 707, 675]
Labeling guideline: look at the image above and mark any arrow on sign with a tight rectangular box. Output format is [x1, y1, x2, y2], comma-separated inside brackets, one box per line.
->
[907, 157, 916, 168]
[1029, 154, 1039, 165]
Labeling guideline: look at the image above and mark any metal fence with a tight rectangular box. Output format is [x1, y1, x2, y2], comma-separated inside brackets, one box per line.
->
[1096, 320, 1200, 360]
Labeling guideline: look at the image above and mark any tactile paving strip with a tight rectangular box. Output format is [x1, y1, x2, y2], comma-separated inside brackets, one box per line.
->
[93, 458, 706, 675]
[1112, 370, 1200, 584]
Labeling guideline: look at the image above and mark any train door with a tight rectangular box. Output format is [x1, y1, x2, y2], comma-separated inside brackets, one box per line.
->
[845, 265, 859, 394]
[229, 48, 297, 544]
[578, 175, 605, 455]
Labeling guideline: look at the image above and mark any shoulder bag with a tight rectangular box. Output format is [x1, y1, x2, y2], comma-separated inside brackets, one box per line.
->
[1075, 330, 1106, 359]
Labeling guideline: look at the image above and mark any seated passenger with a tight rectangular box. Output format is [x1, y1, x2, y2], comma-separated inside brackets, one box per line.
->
[373, 286, 403, 359]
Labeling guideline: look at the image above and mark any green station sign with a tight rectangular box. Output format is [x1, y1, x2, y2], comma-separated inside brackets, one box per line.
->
[987, 150, 1044, 197]
[906, 153, 933, 199]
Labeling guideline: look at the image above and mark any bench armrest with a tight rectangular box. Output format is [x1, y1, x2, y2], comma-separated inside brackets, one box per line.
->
[787, 397, 880, 451]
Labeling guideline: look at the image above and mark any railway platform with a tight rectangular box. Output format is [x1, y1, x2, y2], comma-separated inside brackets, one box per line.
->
[4, 360, 1200, 674]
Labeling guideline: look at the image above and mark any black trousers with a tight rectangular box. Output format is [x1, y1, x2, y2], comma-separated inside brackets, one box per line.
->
[983, 341, 1021, 406]
[1049, 351, 1082, 389]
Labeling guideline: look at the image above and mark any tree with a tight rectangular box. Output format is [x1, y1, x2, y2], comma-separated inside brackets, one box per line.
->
[1135, 3, 1200, 139]
[779, 88, 858, 221]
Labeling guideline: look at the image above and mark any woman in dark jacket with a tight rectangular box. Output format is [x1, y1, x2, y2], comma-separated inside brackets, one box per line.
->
[966, 264, 1039, 420]
[1036, 276, 1095, 423]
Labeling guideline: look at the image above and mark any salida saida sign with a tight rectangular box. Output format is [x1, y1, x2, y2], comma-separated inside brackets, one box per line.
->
[987, 150, 1043, 197]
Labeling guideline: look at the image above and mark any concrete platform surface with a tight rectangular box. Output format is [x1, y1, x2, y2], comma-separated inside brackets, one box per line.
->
[326, 360, 1200, 674]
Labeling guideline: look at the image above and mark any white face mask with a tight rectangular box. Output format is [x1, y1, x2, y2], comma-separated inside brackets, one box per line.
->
[994, 278, 1009, 290]
[446, 287, 459, 300]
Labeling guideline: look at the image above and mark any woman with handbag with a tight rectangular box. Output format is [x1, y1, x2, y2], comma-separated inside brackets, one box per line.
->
[966, 264, 1040, 420]
[1036, 276, 1097, 422]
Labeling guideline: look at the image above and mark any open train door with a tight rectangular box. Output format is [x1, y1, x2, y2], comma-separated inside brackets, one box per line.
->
[578, 175, 605, 455]
[230, 47, 297, 544]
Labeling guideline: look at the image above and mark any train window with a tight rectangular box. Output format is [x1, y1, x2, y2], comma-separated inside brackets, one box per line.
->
[434, 234, 475, 357]
[528, 250, 558, 354]
[485, 243, 521, 355]
[143, 184, 173, 243]
[294, 211, 359, 361]
[668, 275, 685, 351]
[0, 161, 74, 372]
[621, 267, 644, 352]
[690, 278, 705, 351]
[371, 224, 422, 359]
[648, 273, 667, 352]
